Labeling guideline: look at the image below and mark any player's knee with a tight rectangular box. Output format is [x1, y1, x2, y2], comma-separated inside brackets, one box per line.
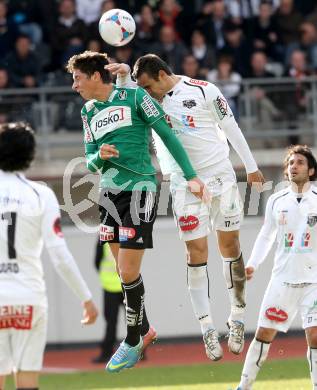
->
[186, 239, 208, 263]
[256, 327, 276, 343]
[218, 235, 240, 257]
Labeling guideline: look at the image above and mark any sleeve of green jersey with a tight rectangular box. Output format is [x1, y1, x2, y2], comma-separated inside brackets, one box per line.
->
[151, 117, 197, 180]
[135, 87, 165, 125]
[81, 107, 104, 172]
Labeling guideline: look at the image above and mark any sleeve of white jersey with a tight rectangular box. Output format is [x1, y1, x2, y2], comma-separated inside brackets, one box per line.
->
[116, 71, 137, 88]
[247, 195, 277, 271]
[41, 186, 92, 302]
[206, 83, 258, 174]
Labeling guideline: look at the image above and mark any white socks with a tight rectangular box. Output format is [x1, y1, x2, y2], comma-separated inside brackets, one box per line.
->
[238, 338, 271, 389]
[222, 253, 246, 323]
[307, 347, 317, 389]
[187, 263, 214, 334]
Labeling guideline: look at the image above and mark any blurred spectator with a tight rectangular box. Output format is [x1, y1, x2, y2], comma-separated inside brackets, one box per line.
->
[182, 54, 205, 79]
[87, 39, 103, 53]
[247, 51, 281, 134]
[113, 44, 139, 68]
[226, 0, 280, 20]
[150, 25, 188, 74]
[207, 55, 241, 119]
[249, 0, 278, 60]
[0, 67, 11, 123]
[189, 29, 216, 78]
[272, 0, 303, 61]
[286, 22, 317, 71]
[248, 51, 275, 78]
[76, 0, 104, 25]
[50, 0, 87, 69]
[0, 0, 19, 59]
[157, 0, 182, 38]
[284, 50, 311, 144]
[7, 0, 43, 45]
[198, 0, 228, 51]
[221, 22, 251, 76]
[134, 5, 159, 53]
[5, 34, 41, 88]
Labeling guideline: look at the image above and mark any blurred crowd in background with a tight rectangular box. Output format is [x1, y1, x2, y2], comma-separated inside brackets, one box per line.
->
[1, 0, 317, 142]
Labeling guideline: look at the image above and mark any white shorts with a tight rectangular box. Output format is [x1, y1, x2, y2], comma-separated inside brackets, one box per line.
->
[258, 278, 317, 332]
[0, 305, 47, 375]
[170, 160, 243, 241]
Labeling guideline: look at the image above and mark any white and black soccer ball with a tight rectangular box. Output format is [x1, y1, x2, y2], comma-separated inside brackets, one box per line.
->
[99, 8, 136, 47]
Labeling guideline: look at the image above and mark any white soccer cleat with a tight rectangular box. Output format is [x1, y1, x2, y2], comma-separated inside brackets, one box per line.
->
[227, 320, 245, 354]
[203, 328, 223, 361]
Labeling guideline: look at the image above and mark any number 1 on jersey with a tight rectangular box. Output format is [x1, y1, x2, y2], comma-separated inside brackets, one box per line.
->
[1, 212, 17, 259]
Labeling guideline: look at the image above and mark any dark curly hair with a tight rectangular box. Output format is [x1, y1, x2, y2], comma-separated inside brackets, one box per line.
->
[284, 144, 317, 181]
[0, 122, 35, 172]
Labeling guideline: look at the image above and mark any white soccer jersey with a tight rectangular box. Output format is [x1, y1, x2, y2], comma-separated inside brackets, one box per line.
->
[248, 185, 317, 283]
[0, 170, 91, 306]
[117, 74, 258, 175]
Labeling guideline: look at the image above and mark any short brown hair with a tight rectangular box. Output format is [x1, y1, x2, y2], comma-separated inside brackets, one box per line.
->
[132, 54, 172, 81]
[284, 144, 317, 181]
[66, 51, 111, 83]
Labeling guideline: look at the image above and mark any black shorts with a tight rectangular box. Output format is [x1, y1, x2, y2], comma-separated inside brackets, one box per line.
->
[99, 189, 157, 249]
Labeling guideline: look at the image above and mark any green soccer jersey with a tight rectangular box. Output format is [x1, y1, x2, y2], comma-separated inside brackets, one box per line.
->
[81, 85, 196, 191]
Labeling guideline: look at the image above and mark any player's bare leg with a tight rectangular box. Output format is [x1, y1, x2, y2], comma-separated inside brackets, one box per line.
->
[217, 229, 246, 354]
[236, 327, 276, 390]
[186, 236, 223, 361]
[305, 326, 317, 389]
[0, 375, 5, 390]
[106, 248, 144, 372]
[15, 371, 39, 389]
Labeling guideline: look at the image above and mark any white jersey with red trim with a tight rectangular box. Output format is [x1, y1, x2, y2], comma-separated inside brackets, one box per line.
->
[0, 170, 91, 306]
[247, 185, 317, 283]
[152, 76, 258, 175]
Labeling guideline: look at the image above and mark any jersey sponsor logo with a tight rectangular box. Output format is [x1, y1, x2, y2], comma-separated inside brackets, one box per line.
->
[265, 307, 288, 322]
[213, 96, 228, 120]
[284, 231, 312, 253]
[0, 262, 19, 273]
[284, 232, 294, 247]
[100, 224, 114, 241]
[141, 95, 160, 118]
[53, 217, 63, 238]
[82, 114, 93, 143]
[179, 215, 199, 231]
[91, 106, 132, 139]
[0, 305, 33, 330]
[182, 99, 197, 109]
[118, 90, 127, 100]
[119, 227, 136, 241]
[181, 115, 195, 129]
[307, 214, 317, 227]
[301, 232, 310, 247]
[189, 78, 208, 87]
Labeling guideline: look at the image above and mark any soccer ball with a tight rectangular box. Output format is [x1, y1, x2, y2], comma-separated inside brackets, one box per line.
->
[99, 9, 136, 47]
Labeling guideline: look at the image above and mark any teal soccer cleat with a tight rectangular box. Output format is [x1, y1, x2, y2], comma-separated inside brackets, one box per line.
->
[106, 338, 143, 373]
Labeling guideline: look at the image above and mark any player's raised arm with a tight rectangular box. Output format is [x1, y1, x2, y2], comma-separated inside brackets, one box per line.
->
[207, 84, 265, 188]
[246, 195, 277, 277]
[41, 186, 98, 325]
[105, 62, 136, 88]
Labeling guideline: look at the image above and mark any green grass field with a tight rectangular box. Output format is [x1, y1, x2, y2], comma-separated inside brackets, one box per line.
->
[5, 358, 311, 390]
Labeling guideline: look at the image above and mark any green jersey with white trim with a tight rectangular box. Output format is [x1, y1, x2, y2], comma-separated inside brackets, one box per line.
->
[81, 85, 196, 190]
